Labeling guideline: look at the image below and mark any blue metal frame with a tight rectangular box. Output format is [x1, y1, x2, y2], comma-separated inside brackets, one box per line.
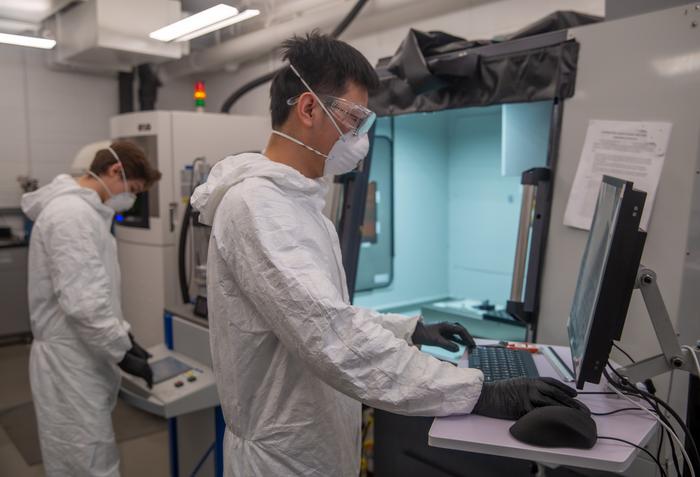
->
[215, 407, 225, 476]
[164, 312, 174, 350]
[164, 311, 223, 476]
[168, 418, 179, 477]
[164, 312, 178, 477]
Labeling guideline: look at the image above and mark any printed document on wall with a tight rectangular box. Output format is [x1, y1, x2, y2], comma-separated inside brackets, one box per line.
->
[564, 120, 671, 230]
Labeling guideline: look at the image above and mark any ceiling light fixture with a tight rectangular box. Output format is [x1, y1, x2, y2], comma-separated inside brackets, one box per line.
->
[149, 4, 259, 43]
[175, 9, 260, 42]
[0, 32, 55, 49]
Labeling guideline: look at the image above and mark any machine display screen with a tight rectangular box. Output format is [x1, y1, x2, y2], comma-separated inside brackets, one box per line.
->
[151, 357, 192, 384]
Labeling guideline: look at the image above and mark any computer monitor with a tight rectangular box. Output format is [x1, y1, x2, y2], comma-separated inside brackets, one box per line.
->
[567, 176, 647, 389]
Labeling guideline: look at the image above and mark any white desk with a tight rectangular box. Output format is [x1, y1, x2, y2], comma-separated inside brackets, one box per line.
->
[428, 343, 659, 473]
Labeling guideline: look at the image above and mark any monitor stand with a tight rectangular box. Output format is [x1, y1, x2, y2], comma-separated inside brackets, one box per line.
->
[616, 266, 699, 383]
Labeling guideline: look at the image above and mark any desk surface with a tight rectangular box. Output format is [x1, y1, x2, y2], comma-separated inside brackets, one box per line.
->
[428, 342, 658, 473]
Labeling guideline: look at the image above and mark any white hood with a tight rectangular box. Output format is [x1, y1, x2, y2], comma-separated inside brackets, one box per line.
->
[191, 152, 329, 226]
[21, 174, 113, 222]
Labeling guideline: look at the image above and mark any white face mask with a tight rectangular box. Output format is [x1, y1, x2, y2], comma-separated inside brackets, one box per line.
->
[271, 130, 369, 176]
[324, 132, 370, 176]
[88, 147, 137, 212]
[105, 190, 137, 213]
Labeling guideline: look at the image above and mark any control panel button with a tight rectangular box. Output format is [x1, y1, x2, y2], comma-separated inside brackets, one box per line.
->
[187, 376, 197, 382]
[174, 381, 184, 388]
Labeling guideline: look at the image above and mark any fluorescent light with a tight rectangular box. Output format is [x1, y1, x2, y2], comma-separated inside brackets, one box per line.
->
[0, 32, 55, 49]
[150, 4, 239, 42]
[0, 1, 52, 14]
[175, 9, 260, 42]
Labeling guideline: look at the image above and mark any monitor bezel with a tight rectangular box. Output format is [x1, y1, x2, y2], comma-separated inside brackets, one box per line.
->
[568, 175, 647, 389]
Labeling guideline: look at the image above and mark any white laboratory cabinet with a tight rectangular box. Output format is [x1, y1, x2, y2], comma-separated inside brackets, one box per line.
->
[110, 111, 269, 347]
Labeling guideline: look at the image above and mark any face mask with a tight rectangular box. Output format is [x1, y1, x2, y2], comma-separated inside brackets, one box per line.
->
[105, 190, 137, 213]
[272, 64, 373, 176]
[88, 147, 137, 212]
[324, 132, 369, 176]
[271, 130, 369, 176]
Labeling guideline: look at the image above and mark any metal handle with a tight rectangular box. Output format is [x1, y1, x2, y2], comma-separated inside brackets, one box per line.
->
[510, 184, 536, 302]
[169, 203, 177, 233]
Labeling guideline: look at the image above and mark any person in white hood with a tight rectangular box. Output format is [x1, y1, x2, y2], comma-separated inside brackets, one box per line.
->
[21, 140, 161, 476]
[191, 33, 582, 476]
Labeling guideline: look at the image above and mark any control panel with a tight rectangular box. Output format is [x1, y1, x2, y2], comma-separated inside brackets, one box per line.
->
[120, 344, 218, 418]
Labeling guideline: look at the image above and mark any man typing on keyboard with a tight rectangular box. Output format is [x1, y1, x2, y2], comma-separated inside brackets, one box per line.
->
[195, 33, 584, 476]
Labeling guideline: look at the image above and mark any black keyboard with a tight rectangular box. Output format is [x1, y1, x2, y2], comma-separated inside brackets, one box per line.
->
[467, 346, 539, 382]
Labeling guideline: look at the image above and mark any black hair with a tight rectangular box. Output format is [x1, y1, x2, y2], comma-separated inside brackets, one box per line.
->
[269, 31, 379, 128]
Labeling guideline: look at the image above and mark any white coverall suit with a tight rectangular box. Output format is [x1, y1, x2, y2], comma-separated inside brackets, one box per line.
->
[191, 153, 484, 476]
[22, 174, 132, 476]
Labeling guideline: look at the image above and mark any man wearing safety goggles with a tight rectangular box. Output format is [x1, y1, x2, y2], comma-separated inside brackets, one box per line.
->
[191, 32, 581, 477]
[270, 63, 377, 177]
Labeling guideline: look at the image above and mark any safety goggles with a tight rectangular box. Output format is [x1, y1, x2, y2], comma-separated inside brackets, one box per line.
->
[287, 64, 376, 137]
[287, 94, 376, 136]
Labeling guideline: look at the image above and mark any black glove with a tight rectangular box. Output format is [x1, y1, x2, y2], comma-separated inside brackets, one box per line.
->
[128, 333, 152, 360]
[119, 349, 154, 389]
[472, 377, 587, 420]
[412, 321, 476, 352]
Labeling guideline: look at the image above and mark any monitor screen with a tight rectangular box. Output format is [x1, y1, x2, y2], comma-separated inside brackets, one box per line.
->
[568, 180, 624, 375]
[567, 176, 646, 388]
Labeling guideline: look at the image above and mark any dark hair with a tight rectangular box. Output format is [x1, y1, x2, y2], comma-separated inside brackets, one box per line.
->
[89, 140, 162, 188]
[270, 31, 379, 128]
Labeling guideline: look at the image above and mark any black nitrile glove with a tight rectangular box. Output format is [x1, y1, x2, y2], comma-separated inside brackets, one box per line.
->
[119, 350, 154, 389]
[128, 333, 152, 360]
[412, 320, 476, 352]
[472, 377, 587, 420]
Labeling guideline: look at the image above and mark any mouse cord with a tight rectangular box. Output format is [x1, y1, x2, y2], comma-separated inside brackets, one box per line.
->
[590, 407, 655, 416]
[604, 367, 695, 477]
[612, 342, 636, 363]
[606, 364, 682, 476]
[618, 369, 700, 474]
[596, 436, 667, 477]
[606, 365, 682, 476]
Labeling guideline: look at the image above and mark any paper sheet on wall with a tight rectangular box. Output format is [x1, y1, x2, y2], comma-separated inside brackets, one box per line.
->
[563, 120, 671, 231]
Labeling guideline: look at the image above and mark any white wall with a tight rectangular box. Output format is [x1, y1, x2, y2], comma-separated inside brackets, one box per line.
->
[195, 0, 604, 116]
[531, 4, 699, 439]
[0, 46, 118, 207]
[158, 76, 201, 112]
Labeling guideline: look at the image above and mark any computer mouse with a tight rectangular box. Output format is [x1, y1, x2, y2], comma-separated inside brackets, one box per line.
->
[509, 406, 597, 449]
